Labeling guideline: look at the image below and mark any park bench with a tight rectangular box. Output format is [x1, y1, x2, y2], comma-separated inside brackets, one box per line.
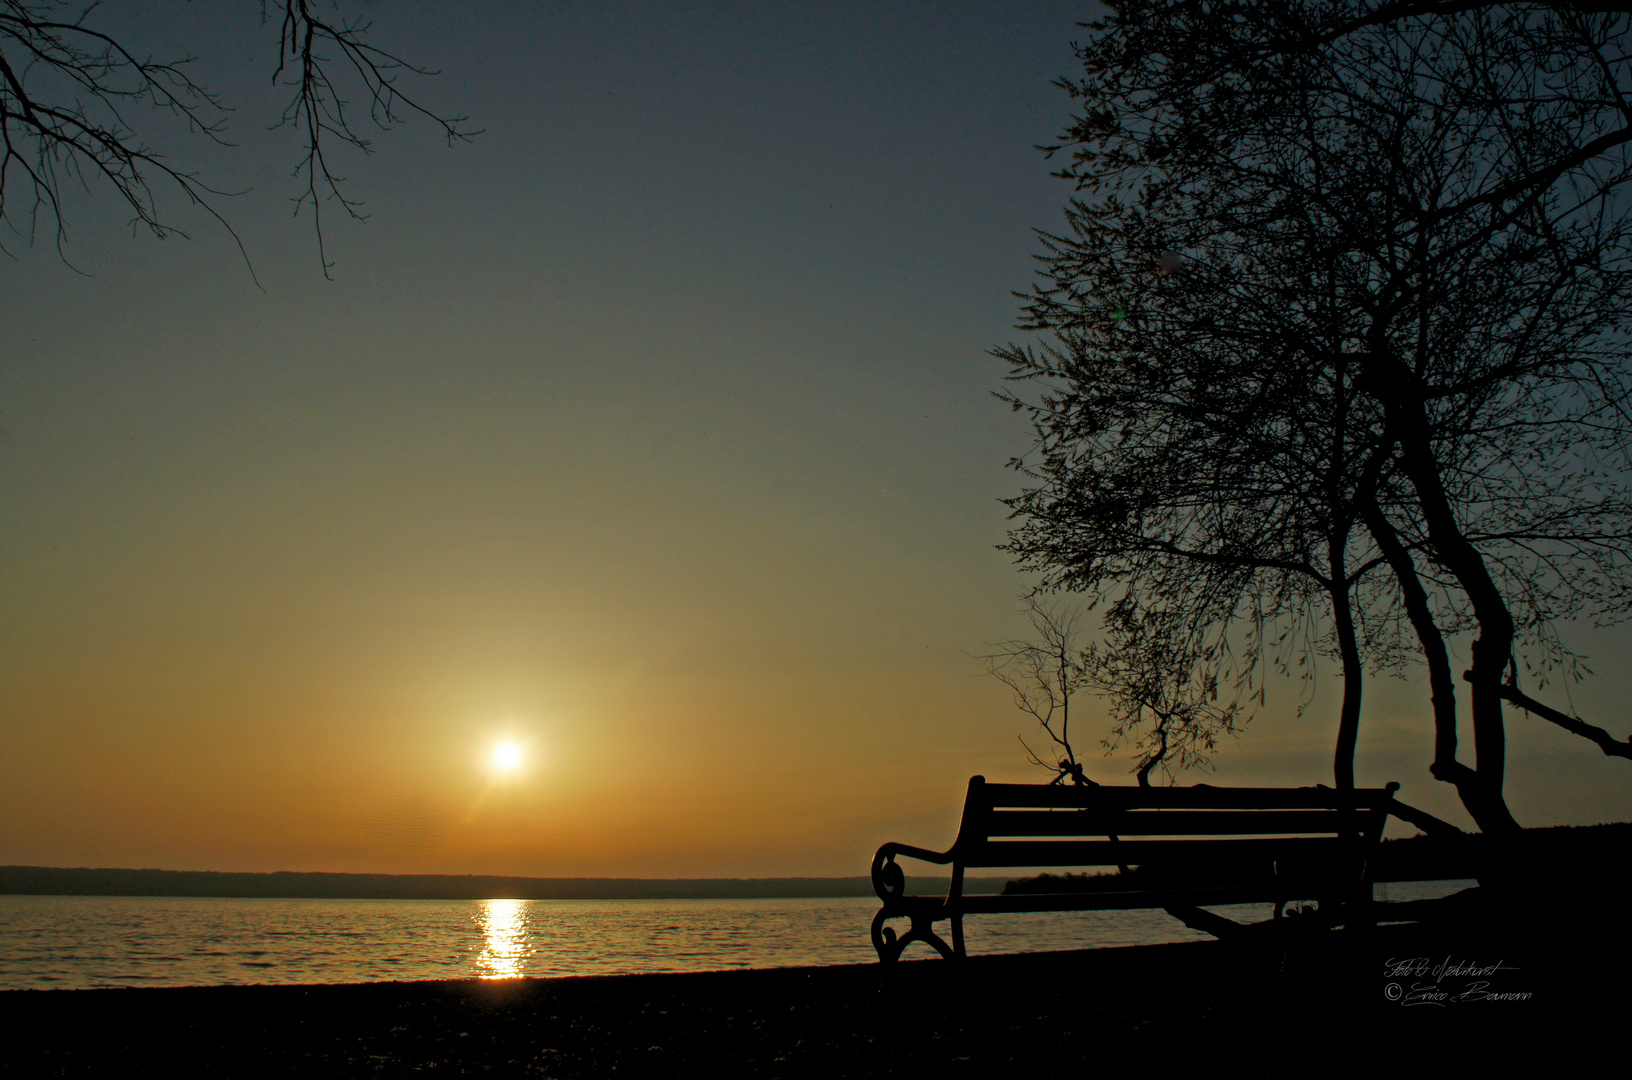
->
[870, 775, 1402, 961]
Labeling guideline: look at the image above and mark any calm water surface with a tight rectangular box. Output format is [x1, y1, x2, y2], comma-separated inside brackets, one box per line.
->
[0, 881, 1472, 990]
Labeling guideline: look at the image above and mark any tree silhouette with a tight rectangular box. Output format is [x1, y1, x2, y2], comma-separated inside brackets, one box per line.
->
[0, 0, 475, 277]
[1003, 1, 1632, 829]
[982, 597, 1096, 786]
[984, 594, 1244, 788]
[995, 196, 1411, 796]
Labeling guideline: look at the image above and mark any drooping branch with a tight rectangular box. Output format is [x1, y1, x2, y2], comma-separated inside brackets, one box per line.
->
[268, 0, 478, 276]
[0, 1, 474, 276]
[0, 1, 241, 260]
[1082, 593, 1247, 786]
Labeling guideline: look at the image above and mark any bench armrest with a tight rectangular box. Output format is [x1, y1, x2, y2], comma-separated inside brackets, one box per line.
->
[871, 841, 955, 902]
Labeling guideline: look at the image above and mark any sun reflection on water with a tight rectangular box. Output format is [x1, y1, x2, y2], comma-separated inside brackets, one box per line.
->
[473, 899, 531, 979]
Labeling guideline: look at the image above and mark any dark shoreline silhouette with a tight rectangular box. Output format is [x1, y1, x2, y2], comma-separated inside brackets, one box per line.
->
[0, 867, 1009, 901]
[5, 924, 1621, 1077]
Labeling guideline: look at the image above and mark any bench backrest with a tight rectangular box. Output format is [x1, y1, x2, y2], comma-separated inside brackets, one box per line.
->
[949, 775, 1399, 872]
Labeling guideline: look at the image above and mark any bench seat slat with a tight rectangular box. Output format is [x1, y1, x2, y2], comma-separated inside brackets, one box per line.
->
[972, 784, 1397, 811]
[957, 836, 1368, 868]
[958, 886, 1284, 914]
[973, 809, 1385, 837]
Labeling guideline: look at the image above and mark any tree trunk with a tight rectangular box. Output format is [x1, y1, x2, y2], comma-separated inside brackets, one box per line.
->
[1325, 348, 1362, 794]
[1328, 541, 1362, 794]
[1358, 493, 1509, 824]
[1374, 373, 1520, 833]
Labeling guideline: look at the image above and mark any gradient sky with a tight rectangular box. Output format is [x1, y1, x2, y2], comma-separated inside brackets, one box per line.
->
[3, 1, 1628, 879]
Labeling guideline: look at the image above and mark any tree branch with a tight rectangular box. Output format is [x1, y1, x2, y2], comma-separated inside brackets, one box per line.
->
[1491, 678, 1632, 759]
[0, 1, 473, 277]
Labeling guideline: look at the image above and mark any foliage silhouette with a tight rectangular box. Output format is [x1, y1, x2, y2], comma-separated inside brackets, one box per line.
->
[1001, 1, 1632, 829]
[984, 595, 1242, 787]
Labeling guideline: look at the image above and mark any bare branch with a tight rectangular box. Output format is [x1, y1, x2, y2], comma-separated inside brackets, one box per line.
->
[980, 596, 1096, 784]
[1490, 676, 1632, 759]
[266, 0, 478, 277]
[0, 1, 474, 278]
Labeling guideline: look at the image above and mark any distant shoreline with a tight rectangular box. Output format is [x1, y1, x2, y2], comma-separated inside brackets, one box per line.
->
[15, 821, 1626, 901]
[0, 866, 1009, 901]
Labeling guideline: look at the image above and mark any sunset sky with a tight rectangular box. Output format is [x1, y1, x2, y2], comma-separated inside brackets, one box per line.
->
[3, 1, 1629, 880]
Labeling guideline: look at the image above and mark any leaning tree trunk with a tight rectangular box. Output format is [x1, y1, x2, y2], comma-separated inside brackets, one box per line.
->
[1376, 377, 1520, 834]
[1359, 493, 1514, 825]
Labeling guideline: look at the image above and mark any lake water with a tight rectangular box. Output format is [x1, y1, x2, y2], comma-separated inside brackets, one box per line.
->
[0, 881, 1472, 991]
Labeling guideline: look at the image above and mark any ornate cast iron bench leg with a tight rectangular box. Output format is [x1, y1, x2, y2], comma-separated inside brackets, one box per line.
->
[872, 900, 957, 962]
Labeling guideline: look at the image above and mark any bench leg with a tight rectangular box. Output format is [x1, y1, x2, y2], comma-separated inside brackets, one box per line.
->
[872, 904, 958, 962]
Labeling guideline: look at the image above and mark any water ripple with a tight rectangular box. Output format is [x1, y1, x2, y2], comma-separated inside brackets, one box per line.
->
[0, 882, 1473, 990]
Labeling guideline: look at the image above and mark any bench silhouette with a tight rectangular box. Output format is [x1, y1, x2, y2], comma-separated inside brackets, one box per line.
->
[870, 775, 1401, 961]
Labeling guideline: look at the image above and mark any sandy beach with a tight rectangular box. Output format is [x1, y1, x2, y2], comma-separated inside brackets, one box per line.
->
[5, 914, 1616, 1078]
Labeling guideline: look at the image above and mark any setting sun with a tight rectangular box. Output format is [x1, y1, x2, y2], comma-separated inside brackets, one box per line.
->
[490, 742, 524, 774]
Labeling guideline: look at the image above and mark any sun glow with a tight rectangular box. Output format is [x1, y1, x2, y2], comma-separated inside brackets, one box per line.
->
[490, 741, 524, 773]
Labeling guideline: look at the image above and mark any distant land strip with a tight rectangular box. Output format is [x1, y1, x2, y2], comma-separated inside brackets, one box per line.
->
[0, 867, 1010, 901]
